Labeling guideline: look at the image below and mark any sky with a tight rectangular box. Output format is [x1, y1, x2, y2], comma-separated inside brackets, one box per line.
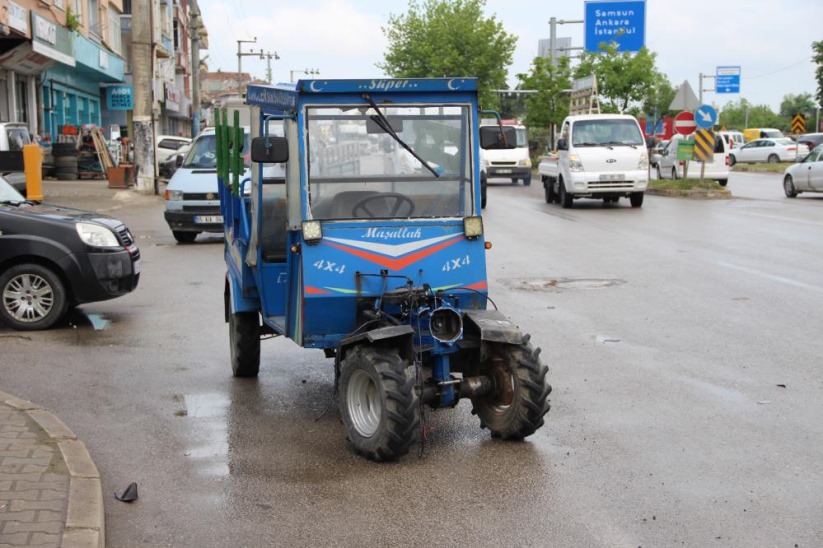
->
[197, 0, 821, 114]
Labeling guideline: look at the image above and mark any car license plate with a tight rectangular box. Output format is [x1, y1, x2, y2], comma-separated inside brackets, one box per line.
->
[600, 173, 624, 181]
[195, 215, 223, 224]
[133, 258, 141, 275]
[497, 169, 512, 174]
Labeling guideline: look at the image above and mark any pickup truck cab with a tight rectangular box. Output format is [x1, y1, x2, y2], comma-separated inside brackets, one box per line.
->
[0, 174, 141, 330]
[538, 114, 648, 208]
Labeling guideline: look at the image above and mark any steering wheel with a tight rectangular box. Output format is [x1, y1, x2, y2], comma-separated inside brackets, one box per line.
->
[351, 193, 415, 218]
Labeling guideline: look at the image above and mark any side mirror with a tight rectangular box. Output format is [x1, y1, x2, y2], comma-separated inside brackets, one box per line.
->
[479, 126, 517, 150]
[556, 138, 568, 151]
[251, 136, 288, 163]
[175, 154, 184, 167]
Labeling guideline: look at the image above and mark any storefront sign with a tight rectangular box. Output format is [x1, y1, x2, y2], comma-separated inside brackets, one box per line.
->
[106, 85, 134, 110]
[30, 13, 75, 66]
[8, 2, 28, 35]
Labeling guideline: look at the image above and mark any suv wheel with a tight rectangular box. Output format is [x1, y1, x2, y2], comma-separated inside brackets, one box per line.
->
[0, 264, 68, 331]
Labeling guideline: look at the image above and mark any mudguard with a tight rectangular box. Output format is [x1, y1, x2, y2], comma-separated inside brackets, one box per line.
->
[463, 310, 522, 345]
[338, 324, 415, 365]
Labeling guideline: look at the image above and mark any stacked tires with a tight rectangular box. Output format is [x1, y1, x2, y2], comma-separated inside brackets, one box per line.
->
[52, 142, 78, 181]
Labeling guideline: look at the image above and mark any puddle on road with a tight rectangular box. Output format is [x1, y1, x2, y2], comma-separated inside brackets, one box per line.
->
[177, 393, 230, 477]
[64, 310, 112, 331]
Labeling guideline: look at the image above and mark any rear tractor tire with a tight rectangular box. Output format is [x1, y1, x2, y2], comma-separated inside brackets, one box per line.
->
[229, 308, 260, 378]
[339, 345, 420, 461]
[471, 336, 551, 440]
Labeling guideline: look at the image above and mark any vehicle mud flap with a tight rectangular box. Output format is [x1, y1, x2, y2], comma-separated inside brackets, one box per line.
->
[463, 310, 523, 345]
[336, 324, 415, 380]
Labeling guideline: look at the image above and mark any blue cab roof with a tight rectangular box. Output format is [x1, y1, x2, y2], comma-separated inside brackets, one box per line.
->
[246, 77, 478, 113]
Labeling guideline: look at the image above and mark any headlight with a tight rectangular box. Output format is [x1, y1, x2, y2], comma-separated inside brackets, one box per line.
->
[569, 153, 584, 172]
[518, 158, 532, 167]
[76, 222, 120, 248]
[302, 220, 323, 244]
[637, 151, 649, 170]
[165, 189, 183, 201]
[463, 216, 483, 239]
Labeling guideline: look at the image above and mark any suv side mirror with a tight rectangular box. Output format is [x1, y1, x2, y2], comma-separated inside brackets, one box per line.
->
[175, 154, 184, 167]
[251, 136, 288, 163]
[556, 138, 568, 151]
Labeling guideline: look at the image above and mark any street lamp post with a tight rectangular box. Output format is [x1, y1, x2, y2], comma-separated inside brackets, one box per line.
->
[290, 68, 320, 83]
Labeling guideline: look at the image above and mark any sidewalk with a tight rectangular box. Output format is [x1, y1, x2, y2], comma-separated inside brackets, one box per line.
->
[0, 392, 104, 548]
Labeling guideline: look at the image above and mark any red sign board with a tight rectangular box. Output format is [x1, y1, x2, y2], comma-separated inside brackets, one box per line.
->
[674, 111, 696, 135]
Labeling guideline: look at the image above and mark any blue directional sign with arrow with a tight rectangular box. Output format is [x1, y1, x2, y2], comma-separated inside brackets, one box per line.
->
[695, 104, 718, 129]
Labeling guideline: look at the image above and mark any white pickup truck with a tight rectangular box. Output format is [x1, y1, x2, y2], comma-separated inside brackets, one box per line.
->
[538, 114, 649, 208]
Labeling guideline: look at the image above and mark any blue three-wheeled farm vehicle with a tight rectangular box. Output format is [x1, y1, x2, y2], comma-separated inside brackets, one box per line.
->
[216, 77, 551, 460]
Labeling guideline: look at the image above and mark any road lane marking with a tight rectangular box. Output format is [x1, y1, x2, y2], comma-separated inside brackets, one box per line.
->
[715, 260, 823, 295]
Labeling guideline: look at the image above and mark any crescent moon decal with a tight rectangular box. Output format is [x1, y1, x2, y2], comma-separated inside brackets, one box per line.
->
[447, 79, 461, 90]
[309, 81, 324, 92]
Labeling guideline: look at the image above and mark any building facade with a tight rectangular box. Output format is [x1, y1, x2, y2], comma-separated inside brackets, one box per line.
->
[0, 0, 206, 143]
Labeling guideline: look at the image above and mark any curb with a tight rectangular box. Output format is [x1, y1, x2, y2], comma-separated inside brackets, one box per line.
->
[647, 187, 732, 199]
[0, 391, 105, 548]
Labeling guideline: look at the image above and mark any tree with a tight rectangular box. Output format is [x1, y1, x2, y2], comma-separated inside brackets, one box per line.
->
[717, 99, 783, 131]
[380, 0, 516, 110]
[813, 41, 823, 108]
[517, 56, 572, 130]
[573, 42, 659, 113]
[779, 93, 816, 119]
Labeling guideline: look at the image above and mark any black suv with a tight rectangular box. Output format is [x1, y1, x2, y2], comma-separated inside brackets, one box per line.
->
[0, 175, 141, 330]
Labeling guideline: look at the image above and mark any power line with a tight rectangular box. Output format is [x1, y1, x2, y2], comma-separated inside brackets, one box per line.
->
[743, 57, 813, 80]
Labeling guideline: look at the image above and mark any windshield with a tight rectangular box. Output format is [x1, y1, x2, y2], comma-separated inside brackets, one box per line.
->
[0, 175, 25, 202]
[306, 104, 473, 219]
[572, 119, 644, 146]
[183, 132, 250, 169]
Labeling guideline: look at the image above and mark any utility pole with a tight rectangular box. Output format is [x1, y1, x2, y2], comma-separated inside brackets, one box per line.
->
[189, 2, 202, 137]
[264, 51, 280, 84]
[549, 17, 583, 66]
[290, 68, 319, 83]
[236, 37, 263, 94]
[131, 0, 155, 195]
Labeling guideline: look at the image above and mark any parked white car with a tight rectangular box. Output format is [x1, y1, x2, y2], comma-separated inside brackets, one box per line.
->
[730, 138, 809, 165]
[783, 144, 823, 197]
[656, 133, 730, 186]
[155, 135, 191, 163]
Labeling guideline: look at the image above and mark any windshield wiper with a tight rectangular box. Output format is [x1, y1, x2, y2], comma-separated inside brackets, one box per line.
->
[601, 141, 637, 148]
[362, 93, 440, 178]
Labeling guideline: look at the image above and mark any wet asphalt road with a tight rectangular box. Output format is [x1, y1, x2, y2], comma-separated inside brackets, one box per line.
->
[2, 173, 822, 547]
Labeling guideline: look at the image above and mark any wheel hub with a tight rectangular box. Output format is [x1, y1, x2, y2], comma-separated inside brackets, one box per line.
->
[347, 369, 382, 437]
[488, 356, 514, 407]
[4, 274, 53, 322]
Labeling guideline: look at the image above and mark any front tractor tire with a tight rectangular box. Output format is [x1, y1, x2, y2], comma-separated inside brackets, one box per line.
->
[471, 336, 551, 440]
[229, 309, 260, 378]
[339, 346, 420, 461]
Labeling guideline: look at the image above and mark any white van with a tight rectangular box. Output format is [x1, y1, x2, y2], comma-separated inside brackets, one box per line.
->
[163, 127, 249, 243]
[479, 123, 532, 185]
[656, 132, 730, 186]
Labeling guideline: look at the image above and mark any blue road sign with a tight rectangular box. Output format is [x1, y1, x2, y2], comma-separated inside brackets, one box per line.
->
[585, 0, 646, 53]
[695, 104, 718, 129]
[716, 66, 741, 94]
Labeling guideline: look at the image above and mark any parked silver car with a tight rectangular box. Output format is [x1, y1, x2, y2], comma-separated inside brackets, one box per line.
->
[730, 138, 809, 165]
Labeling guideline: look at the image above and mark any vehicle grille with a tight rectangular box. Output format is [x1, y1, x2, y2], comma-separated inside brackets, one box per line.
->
[183, 193, 220, 200]
[588, 181, 635, 189]
[490, 161, 517, 167]
[118, 228, 141, 261]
